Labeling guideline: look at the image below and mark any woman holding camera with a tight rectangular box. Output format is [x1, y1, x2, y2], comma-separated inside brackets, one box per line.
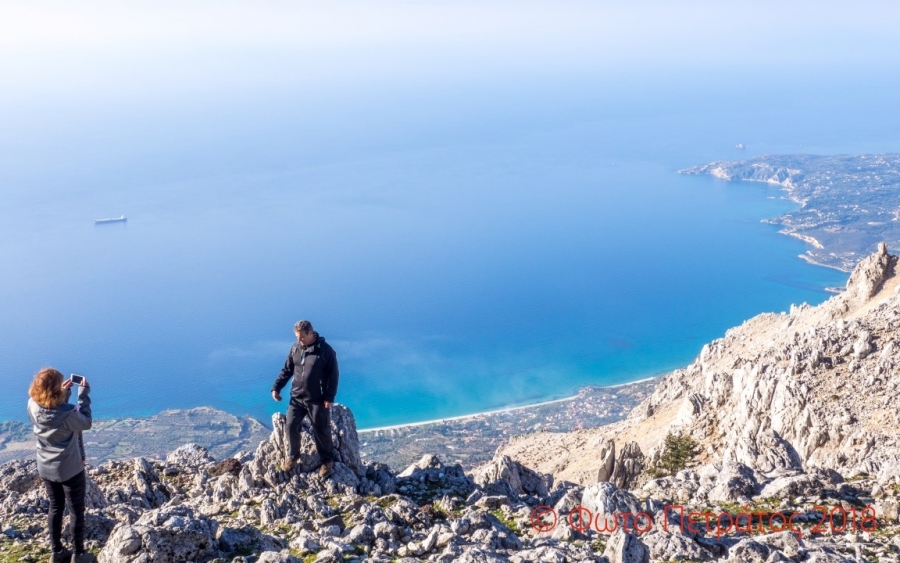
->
[27, 368, 94, 563]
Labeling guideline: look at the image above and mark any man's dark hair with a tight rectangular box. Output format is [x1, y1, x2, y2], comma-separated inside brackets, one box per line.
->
[294, 320, 313, 334]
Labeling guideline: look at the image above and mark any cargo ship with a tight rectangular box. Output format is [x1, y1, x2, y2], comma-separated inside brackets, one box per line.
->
[94, 216, 127, 224]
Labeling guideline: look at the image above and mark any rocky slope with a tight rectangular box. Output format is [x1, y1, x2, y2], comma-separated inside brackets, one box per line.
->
[0, 407, 625, 563]
[3, 246, 900, 562]
[499, 244, 900, 560]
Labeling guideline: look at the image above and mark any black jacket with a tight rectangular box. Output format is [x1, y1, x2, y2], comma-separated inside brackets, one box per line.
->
[272, 333, 339, 404]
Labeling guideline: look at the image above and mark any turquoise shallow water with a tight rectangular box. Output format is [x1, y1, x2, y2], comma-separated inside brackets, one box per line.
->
[2, 62, 897, 428]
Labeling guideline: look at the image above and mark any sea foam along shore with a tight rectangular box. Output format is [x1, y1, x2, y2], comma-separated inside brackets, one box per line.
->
[356, 376, 657, 433]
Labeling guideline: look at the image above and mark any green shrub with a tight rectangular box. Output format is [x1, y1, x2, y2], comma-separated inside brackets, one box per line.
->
[647, 432, 700, 478]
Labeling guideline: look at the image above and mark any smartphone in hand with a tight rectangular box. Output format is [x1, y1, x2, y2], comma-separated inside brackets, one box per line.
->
[70, 374, 85, 385]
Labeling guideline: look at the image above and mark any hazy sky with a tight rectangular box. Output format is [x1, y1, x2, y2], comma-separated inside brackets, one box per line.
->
[2, 1, 899, 183]
[3, 1, 899, 89]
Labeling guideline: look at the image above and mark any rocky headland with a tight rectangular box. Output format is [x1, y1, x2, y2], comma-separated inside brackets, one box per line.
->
[2, 246, 900, 562]
[680, 154, 900, 272]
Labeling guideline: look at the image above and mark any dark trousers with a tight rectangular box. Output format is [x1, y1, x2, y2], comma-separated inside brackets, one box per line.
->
[287, 400, 334, 464]
[43, 470, 86, 553]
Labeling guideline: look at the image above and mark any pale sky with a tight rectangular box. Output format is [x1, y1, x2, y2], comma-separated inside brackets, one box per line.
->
[3, 1, 899, 68]
[1, 1, 899, 128]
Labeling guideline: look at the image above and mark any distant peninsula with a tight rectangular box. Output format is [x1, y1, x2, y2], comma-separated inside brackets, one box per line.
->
[680, 153, 900, 271]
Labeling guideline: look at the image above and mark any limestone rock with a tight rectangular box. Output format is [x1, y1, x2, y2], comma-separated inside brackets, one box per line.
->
[756, 471, 824, 499]
[642, 529, 714, 561]
[603, 530, 650, 563]
[472, 454, 552, 499]
[705, 462, 759, 502]
[98, 505, 218, 563]
[609, 442, 644, 490]
[249, 405, 363, 488]
[596, 439, 616, 483]
[0, 459, 40, 495]
[396, 454, 475, 502]
[581, 482, 641, 525]
[328, 404, 363, 474]
[844, 241, 896, 301]
[165, 443, 216, 470]
[255, 550, 300, 563]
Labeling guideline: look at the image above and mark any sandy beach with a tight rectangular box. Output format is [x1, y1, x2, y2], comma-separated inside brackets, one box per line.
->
[357, 377, 657, 434]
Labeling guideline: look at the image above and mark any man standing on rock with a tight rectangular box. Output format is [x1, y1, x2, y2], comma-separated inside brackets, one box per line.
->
[271, 320, 339, 478]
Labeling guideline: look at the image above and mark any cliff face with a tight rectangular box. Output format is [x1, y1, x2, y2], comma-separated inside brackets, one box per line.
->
[500, 244, 900, 489]
[644, 242, 899, 480]
[683, 160, 805, 190]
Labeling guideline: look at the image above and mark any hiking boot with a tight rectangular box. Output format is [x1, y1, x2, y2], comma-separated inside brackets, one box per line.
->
[283, 457, 295, 471]
[318, 461, 334, 479]
[49, 548, 71, 563]
[71, 551, 96, 563]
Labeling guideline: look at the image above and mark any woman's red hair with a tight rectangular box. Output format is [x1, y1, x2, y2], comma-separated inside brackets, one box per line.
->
[29, 368, 66, 409]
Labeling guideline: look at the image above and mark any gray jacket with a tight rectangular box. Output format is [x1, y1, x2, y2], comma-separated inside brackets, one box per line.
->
[27, 385, 92, 482]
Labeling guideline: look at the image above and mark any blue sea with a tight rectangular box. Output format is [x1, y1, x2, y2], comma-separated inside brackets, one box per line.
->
[2, 18, 900, 429]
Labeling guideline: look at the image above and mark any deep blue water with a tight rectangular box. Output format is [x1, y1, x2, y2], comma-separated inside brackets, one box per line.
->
[3, 60, 899, 428]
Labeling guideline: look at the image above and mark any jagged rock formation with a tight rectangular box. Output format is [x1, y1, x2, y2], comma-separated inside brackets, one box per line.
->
[496, 245, 900, 560]
[500, 245, 900, 481]
[0, 403, 609, 562]
[640, 243, 900, 481]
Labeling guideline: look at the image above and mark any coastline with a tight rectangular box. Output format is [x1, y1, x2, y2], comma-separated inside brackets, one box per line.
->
[783, 230, 824, 250]
[687, 154, 900, 275]
[357, 377, 656, 433]
[0, 377, 660, 470]
[357, 377, 659, 470]
[798, 252, 852, 273]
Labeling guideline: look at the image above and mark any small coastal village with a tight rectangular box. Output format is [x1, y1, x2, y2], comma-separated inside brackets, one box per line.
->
[358, 380, 657, 470]
[681, 154, 900, 272]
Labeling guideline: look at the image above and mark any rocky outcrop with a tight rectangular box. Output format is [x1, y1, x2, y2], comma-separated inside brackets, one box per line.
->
[492, 246, 900, 561]
[3, 404, 898, 563]
[642, 244, 900, 482]
[396, 454, 477, 505]
[603, 530, 650, 563]
[3, 405, 622, 562]
[247, 405, 363, 490]
[609, 442, 645, 490]
[473, 453, 552, 500]
[580, 482, 640, 524]
[596, 439, 616, 482]
[99, 505, 219, 563]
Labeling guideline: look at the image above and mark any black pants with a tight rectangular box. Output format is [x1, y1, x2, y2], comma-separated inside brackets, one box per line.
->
[287, 400, 334, 464]
[43, 470, 86, 553]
